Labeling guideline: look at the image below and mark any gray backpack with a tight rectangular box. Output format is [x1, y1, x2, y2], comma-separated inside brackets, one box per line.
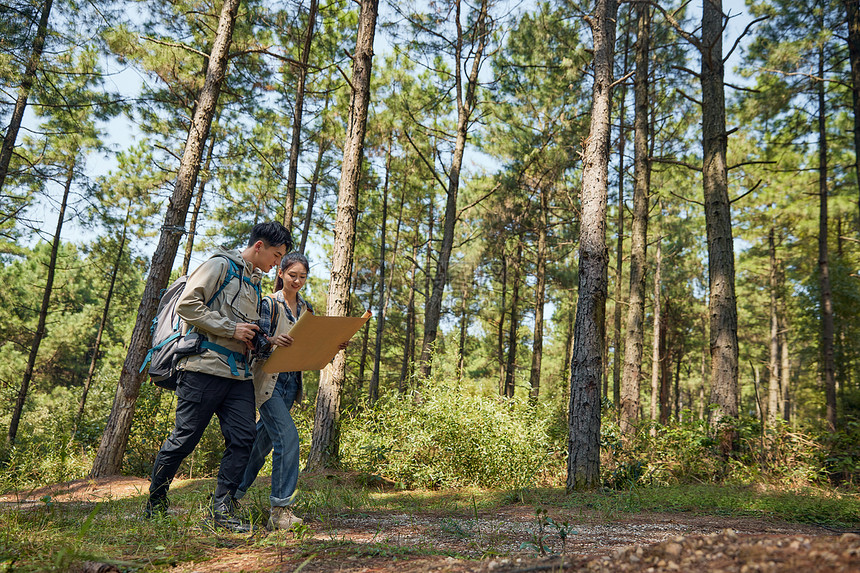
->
[140, 255, 258, 389]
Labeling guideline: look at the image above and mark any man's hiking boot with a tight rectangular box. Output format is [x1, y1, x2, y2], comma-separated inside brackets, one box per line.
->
[144, 495, 169, 519]
[210, 486, 252, 533]
[268, 506, 303, 531]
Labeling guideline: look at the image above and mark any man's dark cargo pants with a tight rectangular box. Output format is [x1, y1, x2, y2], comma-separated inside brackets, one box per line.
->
[149, 370, 256, 499]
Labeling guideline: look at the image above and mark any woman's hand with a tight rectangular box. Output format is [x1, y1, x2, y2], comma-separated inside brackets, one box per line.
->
[273, 333, 294, 347]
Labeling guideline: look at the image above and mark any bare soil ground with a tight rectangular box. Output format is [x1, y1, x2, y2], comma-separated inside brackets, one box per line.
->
[2, 477, 859, 572]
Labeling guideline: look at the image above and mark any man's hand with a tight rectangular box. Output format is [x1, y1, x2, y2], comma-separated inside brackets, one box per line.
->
[233, 322, 260, 349]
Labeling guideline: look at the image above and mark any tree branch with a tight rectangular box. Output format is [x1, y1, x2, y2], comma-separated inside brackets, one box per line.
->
[457, 181, 501, 219]
[402, 129, 448, 193]
[609, 70, 635, 89]
[675, 87, 702, 107]
[728, 160, 777, 171]
[725, 81, 758, 93]
[724, 16, 768, 63]
[667, 188, 704, 207]
[672, 64, 701, 79]
[729, 179, 761, 204]
[652, 156, 702, 172]
[140, 36, 209, 59]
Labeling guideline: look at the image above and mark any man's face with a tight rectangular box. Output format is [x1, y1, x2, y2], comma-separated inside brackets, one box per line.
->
[252, 241, 286, 272]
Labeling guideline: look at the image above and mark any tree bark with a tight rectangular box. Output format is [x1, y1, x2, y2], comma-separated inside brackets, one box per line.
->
[0, 0, 53, 194]
[8, 163, 71, 444]
[504, 241, 523, 398]
[817, 37, 837, 432]
[369, 139, 397, 405]
[702, 0, 739, 434]
[74, 216, 129, 436]
[846, 0, 860, 224]
[567, 0, 617, 492]
[779, 311, 791, 423]
[620, 1, 651, 436]
[649, 229, 662, 435]
[659, 300, 670, 424]
[767, 227, 780, 428]
[399, 241, 417, 393]
[90, 0, 242, 476]
[419, 0, 491, 378]
[497, 253, 508, 395]
[529, 185, 549, 400]
[283, 0, 319, 232]
[300, 120, 331, 253]
[307, 0, 378, 469]
[458, 275, 469, 383]
[612, 15, 631, 413]
[357, 277, 375, 392]
[182, 131, 216, 275]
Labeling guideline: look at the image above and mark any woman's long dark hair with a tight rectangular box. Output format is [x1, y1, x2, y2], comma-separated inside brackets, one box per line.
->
[274, 252, 310, 292]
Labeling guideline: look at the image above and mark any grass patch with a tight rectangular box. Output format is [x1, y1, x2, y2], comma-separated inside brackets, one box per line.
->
[1, 475, 857, 572]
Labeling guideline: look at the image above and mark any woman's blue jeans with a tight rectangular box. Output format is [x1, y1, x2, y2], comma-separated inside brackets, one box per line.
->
[236, 374, 299, 507]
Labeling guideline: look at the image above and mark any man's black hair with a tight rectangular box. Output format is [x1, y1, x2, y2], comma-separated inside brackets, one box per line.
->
[248, 221, 292, 251]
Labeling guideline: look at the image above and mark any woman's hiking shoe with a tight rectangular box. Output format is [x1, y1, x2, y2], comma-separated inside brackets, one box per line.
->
[144, 495, 169, 519]
[269, 506, 303, 530]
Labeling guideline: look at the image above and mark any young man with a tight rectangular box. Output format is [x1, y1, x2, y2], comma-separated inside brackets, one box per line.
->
[145, 221, 291, 532]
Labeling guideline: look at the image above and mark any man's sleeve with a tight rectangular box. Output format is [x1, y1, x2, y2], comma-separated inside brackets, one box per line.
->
[176, 258, 237, 338]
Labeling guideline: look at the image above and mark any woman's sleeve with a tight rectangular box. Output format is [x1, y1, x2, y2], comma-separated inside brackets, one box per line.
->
[259, 296, 274, 335]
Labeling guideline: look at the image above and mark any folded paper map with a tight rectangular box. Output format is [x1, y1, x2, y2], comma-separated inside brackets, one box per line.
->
[262, 310, 372, 373]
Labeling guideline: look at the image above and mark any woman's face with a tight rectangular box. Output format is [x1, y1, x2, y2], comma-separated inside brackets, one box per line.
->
[280, 262, 308, 295]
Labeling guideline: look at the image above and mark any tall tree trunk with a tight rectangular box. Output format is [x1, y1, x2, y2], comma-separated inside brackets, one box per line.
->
[90, 0, 241, 476]
[649, 229, 662, 435]
[283, 0, 319, 232]
[399, 242, 418, 393]
[673, 348, 682, 422]
[612, 17, 631, 412]
[699, 316, 708, 420]
[183, 130, 216, 275]
[620, 1, 651, 436]
[529, 185, 549, 400]
[846, 0, 860, 224]
[458, 276, 469, 383]
[504, 241, 523, 398]
[370, 141, 399, 405]
[300, 137, 330, 253]
[74, 216, 129, 436]
[357, 277, 375, 392]
[659, 301, 670, 424]
[767, 227, 780, 428]
[702, 0, 739, 435]
[497, 253, 508, 395]
[7, 163, 72, 444]
[0, 0, 53, 193]
[780, 311, 791, 423]
[567, 0, 617, 492]
[307, 0, 378, 469]
[419, 0, 490, 378]
[817, 37, 837, 432]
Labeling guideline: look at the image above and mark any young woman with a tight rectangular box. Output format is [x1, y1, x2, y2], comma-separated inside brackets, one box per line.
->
[235, 252, 341, 530]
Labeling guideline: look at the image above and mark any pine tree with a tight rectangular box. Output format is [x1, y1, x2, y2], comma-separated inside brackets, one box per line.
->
[567, 0, 618, 492]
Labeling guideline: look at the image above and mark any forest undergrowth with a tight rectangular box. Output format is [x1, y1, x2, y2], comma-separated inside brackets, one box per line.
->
[1, 376, 859, 572]
[1, 375, 858, 495]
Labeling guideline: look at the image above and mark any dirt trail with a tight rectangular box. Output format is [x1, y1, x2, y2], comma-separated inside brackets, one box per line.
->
[3, 477, 858, 572]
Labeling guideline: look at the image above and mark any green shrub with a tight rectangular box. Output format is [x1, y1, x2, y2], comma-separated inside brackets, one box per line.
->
[601, 413, 829, 487]
[340, 380, 563, 489]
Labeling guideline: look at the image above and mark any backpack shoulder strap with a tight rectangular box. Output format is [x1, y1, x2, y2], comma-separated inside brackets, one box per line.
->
[206, 256, 238, 305]
[264, 294, 280, 336]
